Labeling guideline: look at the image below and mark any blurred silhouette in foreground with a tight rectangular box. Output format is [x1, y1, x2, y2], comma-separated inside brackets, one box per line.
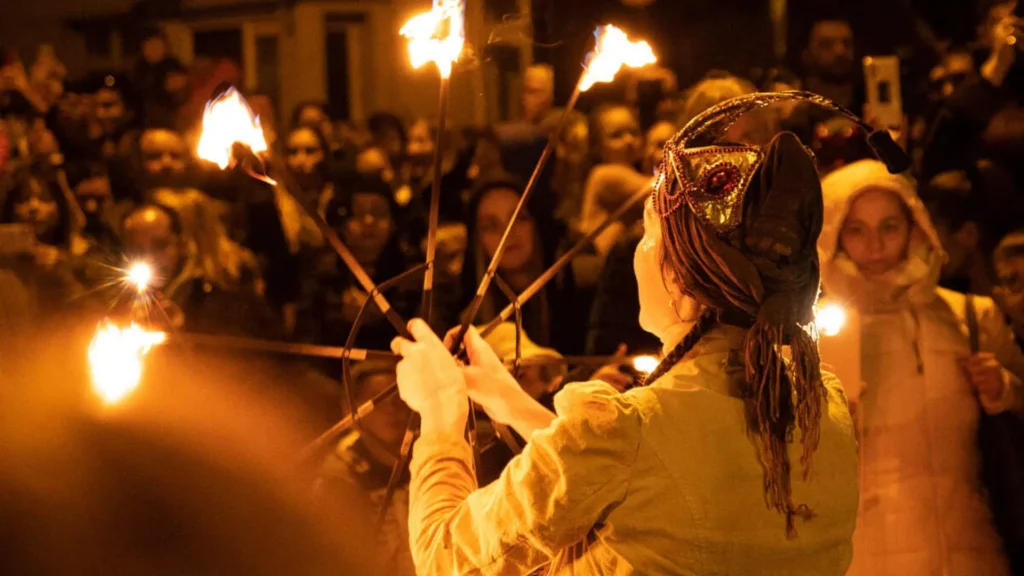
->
[0, 324, 373, 575]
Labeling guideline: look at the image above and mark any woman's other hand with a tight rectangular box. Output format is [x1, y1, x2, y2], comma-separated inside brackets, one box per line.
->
[391, 319, 468, 433]
[448, 325, 557, 438]
[446, 325, 525, 425]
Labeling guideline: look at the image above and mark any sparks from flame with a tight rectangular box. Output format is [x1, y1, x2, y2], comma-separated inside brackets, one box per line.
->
[816, 303, 846, 337]
[579, 25, 657, 92]
[632, 355, 659, 375]
[88, 321, 167, 405]
[125, 261, 153, 293]
[400, 0, 465, 79]
[196, 87, 268, 170]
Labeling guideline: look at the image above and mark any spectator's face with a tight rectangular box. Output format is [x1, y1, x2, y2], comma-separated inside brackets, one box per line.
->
[12, 185, 59, 239]
[285, 128, 324, 176]
[995, 254, 1024, 328]
[140, 129, 187, 178]
[123, 209, 183, 286]
[406, 121, 433, 158]
[558, 120, 589, 164]
[164, 71, 189, 103]
[342, 192, 393, 265]
[839, 188, 912, 278]
[354, 147, 394, 185]
[375, 128, 405, 164]
[806, 21, 854, 81]
[142, 36, 168, 64]
[596, 107, 641, 166]
[297, 106, 333, 141]
[477, 187, 536, 273]
[355, 371, 411, 448]
[522, 69, 554, 124]
[74, 176, 112, 216]
[929, 52, 974, 101]
[94, 88, 125, 133]
[643, 121, 676, 174]
[406, 121, 434, 180]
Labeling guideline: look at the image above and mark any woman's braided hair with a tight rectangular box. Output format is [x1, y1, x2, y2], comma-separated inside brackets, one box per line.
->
[650, 132, 826, 539]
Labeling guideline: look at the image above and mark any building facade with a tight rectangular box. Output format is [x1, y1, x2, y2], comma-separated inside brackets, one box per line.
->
[3, 0, 535, 127]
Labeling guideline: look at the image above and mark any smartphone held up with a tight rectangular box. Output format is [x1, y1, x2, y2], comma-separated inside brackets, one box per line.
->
[863, 55, 903, 131]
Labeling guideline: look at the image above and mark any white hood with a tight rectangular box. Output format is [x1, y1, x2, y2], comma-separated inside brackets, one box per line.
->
[818, 160, 947, 311]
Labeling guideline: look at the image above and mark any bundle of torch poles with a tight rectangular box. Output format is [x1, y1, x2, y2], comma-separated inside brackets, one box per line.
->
[86, 0, 662, 534]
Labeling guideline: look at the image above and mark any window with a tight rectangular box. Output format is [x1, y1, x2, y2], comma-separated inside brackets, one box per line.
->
[325, 13, 367, 121]
[486, 44, 521, 121]
[325, 29, 351, 121]
[255, 35, 280, 112]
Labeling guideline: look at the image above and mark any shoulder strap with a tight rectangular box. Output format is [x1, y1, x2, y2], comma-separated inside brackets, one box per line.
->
[966, 294, 980, 354]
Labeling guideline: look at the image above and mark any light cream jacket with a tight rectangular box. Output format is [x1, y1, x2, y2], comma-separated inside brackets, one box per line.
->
[409, 326, 859, 575]
[819, 160, 1024, 576]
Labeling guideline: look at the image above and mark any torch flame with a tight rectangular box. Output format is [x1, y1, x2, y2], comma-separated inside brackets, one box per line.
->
[400, 0, 465, 79]
[632, 354, 660, 375]
[196, 87, 268, 169]
[815, 303, 846, 337]
[88, 321, 167, 405]
[579, 25, 657, 92]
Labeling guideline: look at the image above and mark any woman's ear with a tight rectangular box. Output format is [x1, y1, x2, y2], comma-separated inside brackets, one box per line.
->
[659, 261, 685, 302]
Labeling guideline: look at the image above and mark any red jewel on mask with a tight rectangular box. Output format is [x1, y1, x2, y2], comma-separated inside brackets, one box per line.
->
[702, 164, 741, 198]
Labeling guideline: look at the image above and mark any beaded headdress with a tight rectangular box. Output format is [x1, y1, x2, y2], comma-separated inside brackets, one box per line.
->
[652, 90, 909, 231]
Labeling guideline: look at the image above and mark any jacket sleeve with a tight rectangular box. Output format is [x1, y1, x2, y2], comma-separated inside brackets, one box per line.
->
[408, 381, 641, 575]
[978, 295, 1024, 416]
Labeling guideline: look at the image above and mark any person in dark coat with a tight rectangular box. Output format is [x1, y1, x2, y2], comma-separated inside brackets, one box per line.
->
[120, 203, 280, 340]
[586, 229, 661, 356]
[300, 175, 418, 355]
[458, 175, 590, 355]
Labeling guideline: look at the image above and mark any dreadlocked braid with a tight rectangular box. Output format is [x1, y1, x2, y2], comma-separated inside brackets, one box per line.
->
[641, 309, 718, 387]
[743, 322, 823, 538]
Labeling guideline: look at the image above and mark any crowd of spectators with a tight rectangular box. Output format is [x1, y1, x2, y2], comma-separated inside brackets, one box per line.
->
[5, 3, 1024, 572]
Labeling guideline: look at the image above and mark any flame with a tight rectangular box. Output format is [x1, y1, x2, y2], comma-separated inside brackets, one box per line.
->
[196, 87, 268, 169]
[88, 321, 167, 405]
[400, 0, 465, 79]
[579, 25, 657, 92]
[632, 355, 659, 375]
[125, 261, 153, 293]
[816, 303, 846, 337]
